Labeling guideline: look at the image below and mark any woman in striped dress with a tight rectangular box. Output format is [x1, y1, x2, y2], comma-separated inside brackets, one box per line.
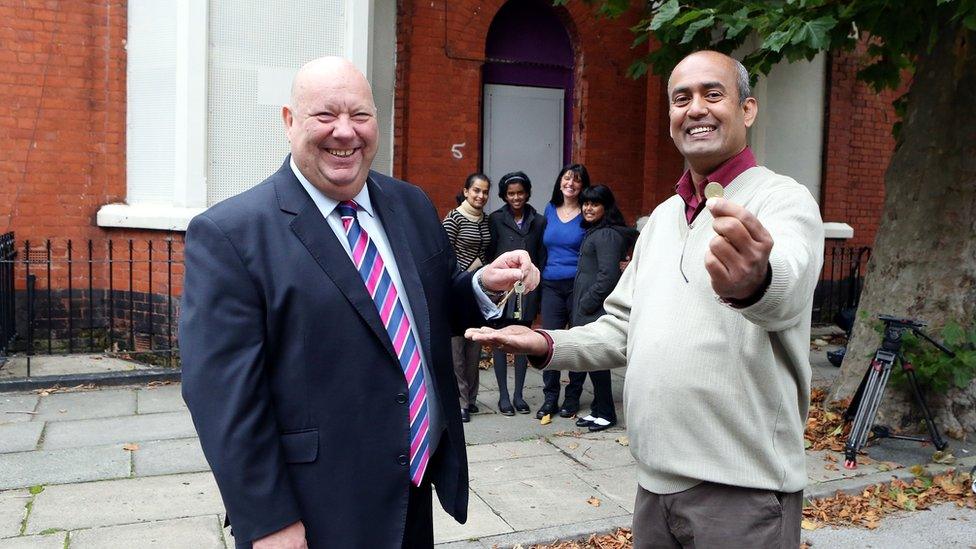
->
[442, 173, 492, 423]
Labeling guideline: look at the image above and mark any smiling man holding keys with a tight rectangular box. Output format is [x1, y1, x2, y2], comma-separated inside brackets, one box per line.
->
[467, 50, 825, 548]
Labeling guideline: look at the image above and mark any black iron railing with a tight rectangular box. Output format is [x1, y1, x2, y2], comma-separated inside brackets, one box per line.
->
[0, 238, 184, 376]
[0, 232, 16, 358]
[813, 246, 872, 325]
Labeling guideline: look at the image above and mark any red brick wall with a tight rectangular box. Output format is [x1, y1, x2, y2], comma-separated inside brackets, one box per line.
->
[821, 46, 897, 248]
[394, 0, 661, 224]
[0, 1, 182, 293]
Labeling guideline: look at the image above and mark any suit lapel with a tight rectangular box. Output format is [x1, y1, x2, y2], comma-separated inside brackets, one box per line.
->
[277, 167, 398, 362]
[368, 176, 434, 372]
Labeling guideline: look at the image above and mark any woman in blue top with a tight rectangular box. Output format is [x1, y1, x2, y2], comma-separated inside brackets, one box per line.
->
[536, 163, 590, 420]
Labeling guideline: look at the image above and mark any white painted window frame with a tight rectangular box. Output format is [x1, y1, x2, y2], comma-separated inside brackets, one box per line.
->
[99, 0, 374, 231]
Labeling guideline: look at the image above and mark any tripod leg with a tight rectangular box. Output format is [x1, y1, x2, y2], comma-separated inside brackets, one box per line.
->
[844, 363, 872, 421]
[844, 353, 893, 468]
[903, 361, 948, 451]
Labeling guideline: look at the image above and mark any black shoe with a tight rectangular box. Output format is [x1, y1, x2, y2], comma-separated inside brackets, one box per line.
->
[588, 419, 617, 432]
[468, 403, 480, 414]
[513, 397, 530, 414]
[460, 409, 470, 423]
[536, 401, 557, 419]
[498, 400, 515, 417]
[558, 401, 579, 418]
[575, 415, 596, 428]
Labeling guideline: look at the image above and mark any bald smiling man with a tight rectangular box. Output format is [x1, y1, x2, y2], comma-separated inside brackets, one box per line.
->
[180, 57, 539, 548]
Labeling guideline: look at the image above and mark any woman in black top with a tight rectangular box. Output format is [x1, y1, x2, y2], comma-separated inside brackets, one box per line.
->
[486, 172, 547, 416]
[571, 185, 637, 431]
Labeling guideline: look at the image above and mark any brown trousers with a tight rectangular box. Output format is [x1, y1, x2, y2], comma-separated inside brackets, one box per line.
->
[451, 336, 481, 407]
[633, 482, 802, 549]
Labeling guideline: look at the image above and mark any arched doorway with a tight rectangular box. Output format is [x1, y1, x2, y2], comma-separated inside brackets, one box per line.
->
[482, 0, 574, 214]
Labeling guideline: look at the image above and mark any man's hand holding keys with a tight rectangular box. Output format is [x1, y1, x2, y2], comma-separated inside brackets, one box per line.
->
[704, 197, 773, 301]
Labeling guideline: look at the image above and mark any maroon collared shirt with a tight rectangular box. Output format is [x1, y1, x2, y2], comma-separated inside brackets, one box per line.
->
[675, 147, 757, 224]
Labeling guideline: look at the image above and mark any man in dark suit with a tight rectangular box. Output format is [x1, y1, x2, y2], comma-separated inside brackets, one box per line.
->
[179, 57, 539, 548]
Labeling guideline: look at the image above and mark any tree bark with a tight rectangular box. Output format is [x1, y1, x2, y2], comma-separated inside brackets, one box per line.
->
[829, 25, 976, 437]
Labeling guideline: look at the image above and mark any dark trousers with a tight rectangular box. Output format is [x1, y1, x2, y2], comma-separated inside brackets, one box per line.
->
[401, 480, 433, 549]
[632, 482, 802, 549]
[587, 369, 616, 421]
[540, 278, 585, 405]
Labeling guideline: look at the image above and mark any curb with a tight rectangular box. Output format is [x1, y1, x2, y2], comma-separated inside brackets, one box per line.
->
[804, 455, 976, 500]
[0, 368, 181, 392]
[437, 515, 634, 548]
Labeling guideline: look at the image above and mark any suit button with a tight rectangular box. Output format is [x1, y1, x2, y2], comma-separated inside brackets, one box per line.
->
[395, 393, 408, 404]
[397, 454, 409, 466]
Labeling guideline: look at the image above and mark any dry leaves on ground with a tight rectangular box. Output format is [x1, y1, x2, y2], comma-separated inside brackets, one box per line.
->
[802, 469, 976, 530]
[527, 528, 633, 549]
[34, 383, 95, 395]
[804, 387, 857, 452]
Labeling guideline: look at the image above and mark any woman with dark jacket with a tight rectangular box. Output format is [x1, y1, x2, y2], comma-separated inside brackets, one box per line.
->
[571, 185, 638, 431]
[486, 171, 547, 416]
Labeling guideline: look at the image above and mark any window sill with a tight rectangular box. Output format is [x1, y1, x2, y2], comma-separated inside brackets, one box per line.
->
[96, 203, 205, 232]
[823, 222, 854, 240]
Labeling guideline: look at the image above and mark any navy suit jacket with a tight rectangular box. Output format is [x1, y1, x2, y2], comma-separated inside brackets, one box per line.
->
[180, 158, 481, 547]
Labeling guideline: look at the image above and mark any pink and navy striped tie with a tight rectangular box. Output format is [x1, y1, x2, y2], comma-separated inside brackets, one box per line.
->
[337, 200, 430, 486]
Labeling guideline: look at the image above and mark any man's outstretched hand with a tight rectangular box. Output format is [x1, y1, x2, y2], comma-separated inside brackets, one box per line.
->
[705, 197, 773, 301]
[480, 250, 540, 294]
[465, 325, 548, 357]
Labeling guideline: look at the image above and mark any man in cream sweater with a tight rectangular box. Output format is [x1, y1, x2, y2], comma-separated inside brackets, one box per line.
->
[468, 50, 824, 548]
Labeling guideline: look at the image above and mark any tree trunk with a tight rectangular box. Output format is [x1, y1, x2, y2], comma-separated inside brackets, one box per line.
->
[829, 26, 976, 438]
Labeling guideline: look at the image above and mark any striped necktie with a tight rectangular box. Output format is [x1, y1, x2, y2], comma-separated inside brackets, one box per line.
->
[336, 200, 430, 486]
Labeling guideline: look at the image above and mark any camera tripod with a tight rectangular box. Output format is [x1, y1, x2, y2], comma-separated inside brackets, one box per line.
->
[842, 314, 954, 469]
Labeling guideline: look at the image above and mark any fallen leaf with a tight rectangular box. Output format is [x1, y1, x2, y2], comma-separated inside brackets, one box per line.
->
[800, 519, 820, 530]
[122, 443, 140, 451]
[932, 450, 956, 464]
[39, 391, 50, 396]
[910, 465, 926, 476]
[540, 414, 552, 425]
[568, 442, 579, 450]
[616, 436, 629, 446]
[586, 496, 601, 507]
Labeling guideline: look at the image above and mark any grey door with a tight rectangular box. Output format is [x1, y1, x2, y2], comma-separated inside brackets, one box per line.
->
[483, 84, 564, 215]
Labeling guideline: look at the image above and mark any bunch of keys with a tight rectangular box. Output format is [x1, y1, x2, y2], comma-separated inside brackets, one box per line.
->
[497, 280, 526, 319]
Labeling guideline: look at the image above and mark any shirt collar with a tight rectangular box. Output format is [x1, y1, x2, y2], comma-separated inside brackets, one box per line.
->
[290, 156, 375, 220]
[674, 146, 757, 204]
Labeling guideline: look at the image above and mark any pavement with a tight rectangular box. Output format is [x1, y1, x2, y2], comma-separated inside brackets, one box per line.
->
[1, 338, 975, 548]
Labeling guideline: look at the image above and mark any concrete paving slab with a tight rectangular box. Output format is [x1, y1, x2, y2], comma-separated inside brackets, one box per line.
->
[0, 533, 66, 548]
[470, 515, 633, 549]
[133, 438, 209, 477]
[25, 472, 223, 534]
[0, 444, 131, 490]
[0, 490, 30, 538]
[41, 411, 195, 450]
[466, 439, 559, 464]
[548, 431, 635, 470]
[472, 473, 628, 531]
[433, 491, 513, 544]
[470, 453, 587, 485]
[805, 449, 898, 484]
[0, 395, 38, 425]
[0, 355, 150, 379]
[575, 465, 638, 513]
[0, 423, 43, 454]
[136, 384, 186, 414]
[33, 388, 136, 422]
[69, 515, 225, 548]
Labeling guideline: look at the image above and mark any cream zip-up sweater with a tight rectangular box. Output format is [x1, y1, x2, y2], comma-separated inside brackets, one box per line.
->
[545, 166, 824, 494]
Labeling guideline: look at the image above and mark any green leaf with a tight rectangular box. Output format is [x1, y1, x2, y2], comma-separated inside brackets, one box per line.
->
[649, 0, 681, 31]
[681, 15, 715, 44]
[762, 29, 793, 52]
[790, 15, 836, 50]
[29, 485, 44, 495]
[953, 367, 971, 389]
[673, 9, 708, 27]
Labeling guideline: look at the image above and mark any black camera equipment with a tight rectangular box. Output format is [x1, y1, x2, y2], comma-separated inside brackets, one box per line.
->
[842, 314, 954, 469]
